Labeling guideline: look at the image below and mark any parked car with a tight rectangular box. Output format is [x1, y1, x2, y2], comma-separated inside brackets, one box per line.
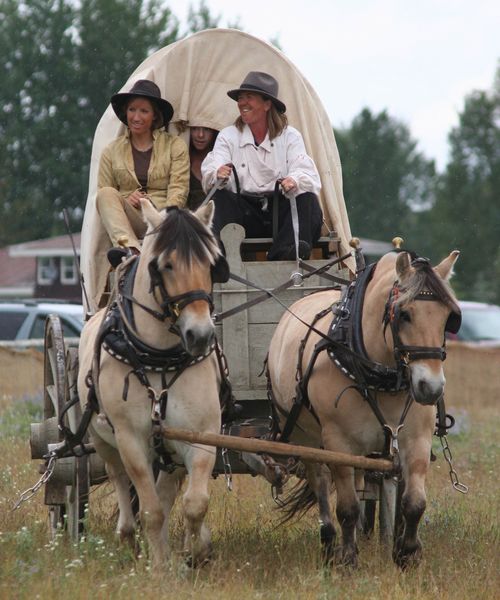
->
[449, 301, 500, 344]
[0, 300, 84, 341]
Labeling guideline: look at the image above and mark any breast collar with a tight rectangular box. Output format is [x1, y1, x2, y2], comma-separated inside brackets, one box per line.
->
[101, 257, 213, 374]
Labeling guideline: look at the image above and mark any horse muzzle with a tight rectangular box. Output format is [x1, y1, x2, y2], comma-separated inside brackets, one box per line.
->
[178, 317, 215, 358]
[410, 363, 445, 405]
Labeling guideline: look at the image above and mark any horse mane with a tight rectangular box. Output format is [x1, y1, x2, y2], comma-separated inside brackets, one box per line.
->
[151, 208, 220, 267]
[396, 257, 459, 312]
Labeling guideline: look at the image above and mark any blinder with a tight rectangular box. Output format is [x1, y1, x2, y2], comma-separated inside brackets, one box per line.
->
[211, 254, 230, 284]
[445, 308, 461, 334]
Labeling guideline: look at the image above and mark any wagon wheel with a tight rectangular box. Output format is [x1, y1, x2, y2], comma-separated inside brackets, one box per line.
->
[43, 315, 89, 541]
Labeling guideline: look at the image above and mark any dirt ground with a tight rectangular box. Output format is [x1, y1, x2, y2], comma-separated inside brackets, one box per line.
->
[0, 347, 43, 405]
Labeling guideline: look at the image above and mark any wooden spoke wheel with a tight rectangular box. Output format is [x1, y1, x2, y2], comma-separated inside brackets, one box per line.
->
[43, 315, 89, 541]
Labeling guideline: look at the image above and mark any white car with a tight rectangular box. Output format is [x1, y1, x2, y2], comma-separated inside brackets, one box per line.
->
[0, 300, 84, 341]
[449, 301, 500, 344]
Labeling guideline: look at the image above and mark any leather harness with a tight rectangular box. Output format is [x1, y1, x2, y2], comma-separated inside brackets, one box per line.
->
[271, 256, 461, 460]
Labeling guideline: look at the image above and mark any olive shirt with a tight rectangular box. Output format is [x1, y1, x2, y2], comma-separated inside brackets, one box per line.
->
[97, 128, 189, 209]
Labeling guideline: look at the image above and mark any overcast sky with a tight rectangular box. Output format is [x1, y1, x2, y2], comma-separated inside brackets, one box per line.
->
[170, 0, 499, 170]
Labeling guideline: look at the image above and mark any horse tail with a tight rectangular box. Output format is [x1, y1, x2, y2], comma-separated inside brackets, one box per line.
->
[277, 478, 318, 524]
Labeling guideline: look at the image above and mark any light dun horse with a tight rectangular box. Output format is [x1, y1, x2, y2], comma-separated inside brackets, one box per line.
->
[267, 249, 461, 568]
[78, 200, 226, 568]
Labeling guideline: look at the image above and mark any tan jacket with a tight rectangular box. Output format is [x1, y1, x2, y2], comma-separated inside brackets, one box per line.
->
[97, 129, 189, 208]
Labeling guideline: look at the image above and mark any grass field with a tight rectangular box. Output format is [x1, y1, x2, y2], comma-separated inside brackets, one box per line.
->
[0, 357, 498, 599]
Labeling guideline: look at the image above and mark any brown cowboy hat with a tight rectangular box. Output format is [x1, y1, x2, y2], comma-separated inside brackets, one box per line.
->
[111, 79, 174, 127]
[227, 71, 286, 113]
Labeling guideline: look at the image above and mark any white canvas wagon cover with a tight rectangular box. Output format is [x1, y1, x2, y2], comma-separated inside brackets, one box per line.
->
[80, 28, 353, 312]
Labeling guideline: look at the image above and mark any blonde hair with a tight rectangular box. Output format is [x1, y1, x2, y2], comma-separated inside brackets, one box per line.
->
[234, 100, 288, 140]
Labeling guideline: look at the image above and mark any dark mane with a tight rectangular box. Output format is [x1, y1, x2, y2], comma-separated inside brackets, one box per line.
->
[397, 259, 459, 312]
[151, 208, 219, 266]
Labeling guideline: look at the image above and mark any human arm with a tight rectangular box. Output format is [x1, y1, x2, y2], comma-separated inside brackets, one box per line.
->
[201, 129, 235, 192]
[97, 145, 118, 190]
[165, 136, 190, 207]
[284, 128, 321, 196]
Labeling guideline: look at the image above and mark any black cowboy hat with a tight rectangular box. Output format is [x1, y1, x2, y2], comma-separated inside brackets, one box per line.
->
[111, 79, 174, 127]
[227, 71, 286, 113]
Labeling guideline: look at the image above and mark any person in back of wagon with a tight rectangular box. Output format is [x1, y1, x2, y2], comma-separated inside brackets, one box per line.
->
[187, 125, 218, 210]
[96, 79, 189, 265]
[201, 71, 323, 260]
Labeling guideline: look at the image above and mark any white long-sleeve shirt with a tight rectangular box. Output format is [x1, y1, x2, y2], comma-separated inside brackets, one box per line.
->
[201, 124, 321, 196]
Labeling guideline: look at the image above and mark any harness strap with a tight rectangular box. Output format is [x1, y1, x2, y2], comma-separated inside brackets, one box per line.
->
[277, 308, 330, 443]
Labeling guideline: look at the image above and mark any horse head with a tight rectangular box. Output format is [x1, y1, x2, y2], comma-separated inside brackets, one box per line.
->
[381, 250, 461, 405]
[139, 199, 227, 357]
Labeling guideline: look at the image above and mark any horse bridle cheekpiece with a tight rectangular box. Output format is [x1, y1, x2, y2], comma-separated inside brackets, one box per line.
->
[147, 257, 214, 323]
[383, 257, 461, 368]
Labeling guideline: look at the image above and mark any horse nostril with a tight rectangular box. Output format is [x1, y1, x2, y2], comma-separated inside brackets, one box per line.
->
[185, 329, 195, 348]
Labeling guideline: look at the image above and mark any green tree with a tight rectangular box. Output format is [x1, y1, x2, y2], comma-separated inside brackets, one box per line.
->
[430, 64, 500, 301]
[0, 0, 81, 245]
[336, 108, 436, 246]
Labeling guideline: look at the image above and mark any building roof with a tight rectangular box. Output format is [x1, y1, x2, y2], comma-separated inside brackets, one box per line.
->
[8, 233, 81, 258]
[0, 247, 35, 296]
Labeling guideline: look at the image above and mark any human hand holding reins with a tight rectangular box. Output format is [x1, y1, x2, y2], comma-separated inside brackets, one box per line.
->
[216, 163, 232, 181]
[127, 189, 147, 209]
[280, 177, 297, 194]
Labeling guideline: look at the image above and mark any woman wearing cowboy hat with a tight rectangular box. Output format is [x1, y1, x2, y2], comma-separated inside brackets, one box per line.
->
[97, 79, 189, 257]
[201, 71, 322, 260]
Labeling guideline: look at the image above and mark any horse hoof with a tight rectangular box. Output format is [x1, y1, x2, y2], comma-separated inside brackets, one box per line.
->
[393, 538, 423, 569]
[320, 523, 336, 565]
[184, 543, 213, 569]
[333, 545, 358, 569]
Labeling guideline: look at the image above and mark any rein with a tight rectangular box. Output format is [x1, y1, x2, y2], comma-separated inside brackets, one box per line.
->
[214, 253, 352, 323]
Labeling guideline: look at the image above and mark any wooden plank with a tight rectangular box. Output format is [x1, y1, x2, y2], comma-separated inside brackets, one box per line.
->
[156, 426, 394, 472]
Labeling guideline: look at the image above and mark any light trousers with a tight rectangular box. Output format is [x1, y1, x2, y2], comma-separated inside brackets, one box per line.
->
[96, 186, 146, 248]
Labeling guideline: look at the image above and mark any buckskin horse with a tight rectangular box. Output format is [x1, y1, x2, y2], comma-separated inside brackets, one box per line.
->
[77, 200, 229, 568]
[267, 248, 461, 568]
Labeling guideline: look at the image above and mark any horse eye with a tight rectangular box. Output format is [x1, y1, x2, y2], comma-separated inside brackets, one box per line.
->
[161, 262, 173, 272]
[400, 310, 411, 323]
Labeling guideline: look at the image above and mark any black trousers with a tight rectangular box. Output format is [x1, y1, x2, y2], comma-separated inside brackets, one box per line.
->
[212, 189, 323, 259]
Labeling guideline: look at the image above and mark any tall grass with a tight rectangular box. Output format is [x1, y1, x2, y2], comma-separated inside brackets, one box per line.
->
[0, 393, 498, 599]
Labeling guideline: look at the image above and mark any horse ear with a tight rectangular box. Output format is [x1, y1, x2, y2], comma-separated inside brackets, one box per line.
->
[140, 197, 163, 229]
[395, 252, 412, 280]
[194, 201, 215, 228]
[434, 250, 460, 281]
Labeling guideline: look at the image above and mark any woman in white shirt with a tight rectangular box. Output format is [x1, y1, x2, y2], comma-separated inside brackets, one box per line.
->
[201, 71, 322, 260]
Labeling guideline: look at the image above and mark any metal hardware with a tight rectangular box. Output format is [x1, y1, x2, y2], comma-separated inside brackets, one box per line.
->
[12, 454, 57, 510]
[440, 435, 469, 494]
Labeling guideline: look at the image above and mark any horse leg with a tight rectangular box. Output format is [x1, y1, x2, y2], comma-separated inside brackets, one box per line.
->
[331, 465, 360, 568]
[156, 468, 186, 551]
[92, 435, 136, 549]
[182, 447, 216, 567]
[115, 432, 168, 569]
[392, 466, 428, 568]
[303, 462, 336, 564]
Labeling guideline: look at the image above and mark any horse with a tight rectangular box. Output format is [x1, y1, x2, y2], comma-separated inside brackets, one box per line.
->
[77, 200, 229, 568]
[267, 249, 461, 568]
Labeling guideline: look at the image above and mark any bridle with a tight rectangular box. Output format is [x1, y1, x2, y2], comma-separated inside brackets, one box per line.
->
[146, 256, 214, 326]
[382, 260, 462, 372]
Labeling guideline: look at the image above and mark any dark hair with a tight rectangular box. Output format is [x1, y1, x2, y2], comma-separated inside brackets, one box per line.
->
[234, 98, 288, 140]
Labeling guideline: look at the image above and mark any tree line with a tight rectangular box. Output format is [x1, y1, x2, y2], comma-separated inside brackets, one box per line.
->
[1, 0, 499, 303]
